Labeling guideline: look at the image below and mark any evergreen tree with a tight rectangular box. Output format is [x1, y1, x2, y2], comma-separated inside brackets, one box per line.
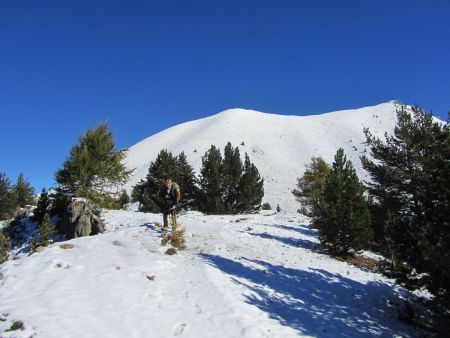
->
[292, 157, 331, 216]
[55, 123, 131, 200]
[198, 145, 225, 214]
[11, 173, 35, 208]
[0, 229, 10, 262]
[39, 213, 56, 246]
[237, 153, 264, 213]
[0, 173, 15, 220]
[314, 148, 372, 255]
[131, 149, 178, 212]
[362, 105, 450, 301]
[222, 142, 243, 213]
[175, 152, 198, 208]
[118, 189, 130, 209]
[32, 189, 51, 224]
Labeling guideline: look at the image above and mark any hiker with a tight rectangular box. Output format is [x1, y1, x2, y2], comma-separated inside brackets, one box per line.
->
[161, 177, 181, 229]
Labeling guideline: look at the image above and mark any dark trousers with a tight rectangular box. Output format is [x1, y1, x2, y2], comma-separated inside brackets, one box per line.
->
[163, 209, 176, 228]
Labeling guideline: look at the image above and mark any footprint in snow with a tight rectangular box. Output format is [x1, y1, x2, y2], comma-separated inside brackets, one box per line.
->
[174, 323, 186, 336]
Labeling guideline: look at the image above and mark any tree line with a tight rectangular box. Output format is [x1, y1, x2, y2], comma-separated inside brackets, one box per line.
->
[0, 173, 35, 219]
[293, 105, 449, 306]
[131, 142, 265, 214]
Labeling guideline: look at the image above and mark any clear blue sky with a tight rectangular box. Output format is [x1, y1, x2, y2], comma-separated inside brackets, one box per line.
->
[1, 0, 449, 190]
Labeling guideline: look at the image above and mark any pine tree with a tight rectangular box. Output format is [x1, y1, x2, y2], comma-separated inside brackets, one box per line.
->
[362, 105, 450, 302]
[198, 145, 225, 214]
[237, 153, 264, 213]
[314, 148, 372, 256]
[131, 149, 178, 212]
[0, 173, 15, 220]
[118, 190, 130, 209]
[32, 189, 51, 224]
[175, 152, 198, 209]
[222, 142, 243, 213]
[55, 123, 131, 200]
[0, 230, 10, 262]
[293, 157, 331, 216]
[11, 173, 35, 208]
[39, 213, 56, 246]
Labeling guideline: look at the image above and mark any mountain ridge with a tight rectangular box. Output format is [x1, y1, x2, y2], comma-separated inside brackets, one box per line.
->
[124, 101, 402, 211]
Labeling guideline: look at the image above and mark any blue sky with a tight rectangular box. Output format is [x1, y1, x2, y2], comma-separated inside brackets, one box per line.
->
[1, 0, 449, 190]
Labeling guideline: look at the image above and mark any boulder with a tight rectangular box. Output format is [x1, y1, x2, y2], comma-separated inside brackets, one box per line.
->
[58, 200, 105, 239]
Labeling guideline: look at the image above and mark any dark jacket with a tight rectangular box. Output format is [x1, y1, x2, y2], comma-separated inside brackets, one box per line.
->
[160, 182, 180, 211]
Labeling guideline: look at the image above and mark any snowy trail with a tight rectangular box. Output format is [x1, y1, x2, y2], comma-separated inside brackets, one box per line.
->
[0, 210, 420, 337]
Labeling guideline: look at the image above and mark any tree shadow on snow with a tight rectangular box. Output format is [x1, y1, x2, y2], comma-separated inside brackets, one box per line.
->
[266, 223, 318, 237]
[200, 254, 416, 338]
[249, 232, 322, 253]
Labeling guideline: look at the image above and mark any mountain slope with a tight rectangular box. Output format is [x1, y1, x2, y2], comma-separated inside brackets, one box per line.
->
[125, 101, 401, 211]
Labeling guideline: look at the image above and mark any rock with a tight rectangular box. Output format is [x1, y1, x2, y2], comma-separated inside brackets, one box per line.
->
[165, 248, 177, 255]
[59, 243, 75, 249]
[58, 200, 105, 239]
[13, 206, 34, 221]
[112, 240, 122, 246]
[146, 274, 155, 281]
[34, 246, 45, 253]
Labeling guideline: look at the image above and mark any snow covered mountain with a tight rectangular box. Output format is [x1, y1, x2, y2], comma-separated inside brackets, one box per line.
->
[125, 101, 401, 211]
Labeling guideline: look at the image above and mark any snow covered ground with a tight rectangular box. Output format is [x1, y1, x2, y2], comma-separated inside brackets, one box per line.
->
[124, 101, 402, 211]
[0, 210, 421, 337]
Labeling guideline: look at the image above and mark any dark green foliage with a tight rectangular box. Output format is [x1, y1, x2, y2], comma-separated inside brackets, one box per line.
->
[362, 105, 450, 302]
[11, 173, 35, 208]
[293, 157, 331, 217]
[132, 150, 197, 212]
[118, 190, 130, 209]
[39, 213, 55, 246]
[55, 123, 132, 201]
[0, 173, 15, 220]
[236, 153, 265, 213]
[0, 230, 10, 262]
[198, 144, 265, 214]
[175, 152, 198, 208]
[261, 202, 272, 210]
[198, 145, 225, 214]
[314, 148, 372, 255]
[5, 320, 24, 332]
[222, 142, 243, 212]
[32, 189, 51, 224]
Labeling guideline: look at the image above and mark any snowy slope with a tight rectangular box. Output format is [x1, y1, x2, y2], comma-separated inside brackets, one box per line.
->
[124, 101, 401, 211]
[0, 210, 420, 337]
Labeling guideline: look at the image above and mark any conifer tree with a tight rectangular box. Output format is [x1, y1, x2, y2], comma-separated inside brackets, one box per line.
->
[32, 189, 51, 224]
[0, 230, 10, 262]
[131, 149, 178, 212]
[55, 123, 131, 200]
[293, 157, 331, 216]
[175, 152, 198, 208]
[39, 213, 56, 246]
[362, 105, 450, 301]
[222, 142, 243, 213]
[237, 153, 264, 213]
[11, 173, 35, 208]
[118, 189, 130, 209]
[314, 148, 371, 255]
[198, 145, 225, 214]
[0, 173, 15, 220]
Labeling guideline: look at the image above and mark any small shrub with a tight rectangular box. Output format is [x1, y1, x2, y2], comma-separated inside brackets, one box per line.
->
[39, 213, 56, 246]
[6, 320, 24, 331]
[161, 214, 185, 249]
[0, 230, 10, 263]
[261, 202, 272, 210]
